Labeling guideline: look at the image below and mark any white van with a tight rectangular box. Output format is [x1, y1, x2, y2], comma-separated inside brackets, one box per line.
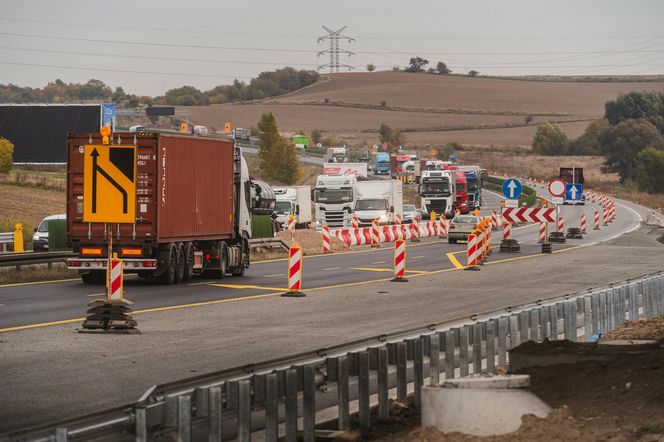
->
[32, 214, 66, 251]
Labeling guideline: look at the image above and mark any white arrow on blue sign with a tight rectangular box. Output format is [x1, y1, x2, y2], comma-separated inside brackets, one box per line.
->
[565, 183, 583, 201]
[502, 178, 522, 199]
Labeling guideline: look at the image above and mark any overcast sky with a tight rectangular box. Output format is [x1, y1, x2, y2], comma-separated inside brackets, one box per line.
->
[1, 0, 663, 96]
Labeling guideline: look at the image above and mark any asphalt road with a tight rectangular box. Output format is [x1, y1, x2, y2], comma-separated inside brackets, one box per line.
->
[0, 184, 657, 433]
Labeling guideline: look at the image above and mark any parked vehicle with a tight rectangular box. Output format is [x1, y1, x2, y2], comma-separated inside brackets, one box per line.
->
[323, 162, 368, 178]
[389, 154, 411, 178]
[448, 215, 480, 244]
[560, 167, 585, 205]
[65, 132, 257, 284]
[458, 165, 483, 209]
[232, 128, 251, 140]
[372, 152, 391, 175]
[314, 174, 357, 229]
[419, 169, 454, 217]
[193, 125, 208, 136]
[325, 147, 347, 163]
[273, 186, 312, 229]
[401, 204, 419, 224]
[353, 180, 403, 226]
[454, 172, 470, 214]
[129, 125, 146, 132]
[32, 214, 66, 251]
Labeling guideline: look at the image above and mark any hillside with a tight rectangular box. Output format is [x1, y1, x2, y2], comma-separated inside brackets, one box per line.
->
[183, 72, 664, 147]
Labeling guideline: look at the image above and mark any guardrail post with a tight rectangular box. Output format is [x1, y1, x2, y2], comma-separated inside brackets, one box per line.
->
[414, 338, 424, 409]
[208, 386, 222, 442]
[549, 305, 558, 339]
[638, 280, 645, 319]
[285, 369, 298, 441]
[396, 342, 407, 403]
[444, 329, 455, 379]
[303, 366, 315, 442]
[429, 333, 440, 385]
[540, 308, 549, 340]
[591, 293, 600, 336]
[55, 428, 68, 442]
[358, 351, 370, 429]
[618, 285, 627, 325]
[237, 380, 251, 442]
[657, 276, 664, 316]
[563, 302, 576, 341]
[607, 287, 615, 331]
[519, 311, 529, 344]
[459, 326, 469, 377]
[497, 318, 507, 369]
[600, 291, 608, 333]
[135, 407, 147, 442]
[530, 310, 540, 342]
[377, 347, 389, 419]
[265, 373, 279, 442]
[509, 315, 519, 349]
[583, 297, 592, 341]
[486, 321, 496, 374]
[178, 395, 191, 442]
[628, 284, 638, 321]
[473, 323, 482, 374]
[337, 355, 350, 431]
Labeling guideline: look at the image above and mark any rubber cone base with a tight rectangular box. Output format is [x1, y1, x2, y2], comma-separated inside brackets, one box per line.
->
[391, 277, 409, 282]
[282, 291, 306, 297]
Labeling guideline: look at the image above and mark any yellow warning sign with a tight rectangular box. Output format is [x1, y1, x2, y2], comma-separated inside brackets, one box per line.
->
[180, 122, 188, 133]
[83, 145, 137, 223]
[224, 122, 232, 134]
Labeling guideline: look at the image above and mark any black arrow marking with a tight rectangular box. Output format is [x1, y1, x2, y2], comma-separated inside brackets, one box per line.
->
[90, 148, 128, 214]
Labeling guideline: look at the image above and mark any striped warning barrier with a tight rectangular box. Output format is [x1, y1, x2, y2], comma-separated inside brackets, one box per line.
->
[557, 216, 564, 233]
[322, 225, 332, 254]
[410, 217, 421, 242]
[108, 254, 123, 301]
[395, 213, 402, 225]
[491, 211, 498, 230]
[371, 219, 381, 247]
[502, 221, 512, 240]
[282, 243, 304, 297]
[594, 210, 600, 230]
[609, 203, 616, 222]
[391, 239, 408, 282]
[465, 232, 480, 270]
[351, 215, 359, 229]
[539, 222, 547, 243]
[603, 208, 609, 226]
[438, 216, 448, 238]
[580, 213, 587, 234]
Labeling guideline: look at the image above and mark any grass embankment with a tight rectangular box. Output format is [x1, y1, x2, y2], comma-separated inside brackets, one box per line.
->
[0, 266, 77, 285]
[484, 176, 537, 207]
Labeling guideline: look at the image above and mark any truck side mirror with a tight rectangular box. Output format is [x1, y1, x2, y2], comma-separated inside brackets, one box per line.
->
[389, 206, 395, 213]
[295, 205, 300, 215]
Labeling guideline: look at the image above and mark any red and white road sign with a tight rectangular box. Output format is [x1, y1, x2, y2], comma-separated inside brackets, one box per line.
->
[548, 179, 566, 197]
[501, 207, 556, 224]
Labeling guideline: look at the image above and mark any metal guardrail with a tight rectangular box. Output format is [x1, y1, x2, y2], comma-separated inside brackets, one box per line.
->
[4, 271, 664, 442]
[0, 251, 76, 268]
[249, 238, 289, 252]
[0, 232, 14, 253]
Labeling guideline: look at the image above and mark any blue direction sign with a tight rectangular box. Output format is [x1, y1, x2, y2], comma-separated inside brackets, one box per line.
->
[101, 103, 116, 129]
[502, 178, 522, 199]
[566, 183, 583, 201]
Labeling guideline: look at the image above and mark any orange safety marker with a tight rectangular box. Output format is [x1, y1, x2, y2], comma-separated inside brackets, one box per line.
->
[282, 242, 305, 297]
[391, 239, 408, 282]
[322, 225, 332, 254]
[465, 232, 480, 271]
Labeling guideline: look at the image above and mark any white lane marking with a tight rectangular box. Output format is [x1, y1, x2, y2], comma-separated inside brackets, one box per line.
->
[371, 261, 386, 264]
[86, 293, 105, 297]
[0, 304, 4, 307]
[412, 256, 425, 259]
[262, 274, 284, 278]
[323, 267, 341, 271]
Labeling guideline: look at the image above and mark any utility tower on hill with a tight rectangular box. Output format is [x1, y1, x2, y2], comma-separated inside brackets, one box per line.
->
[317, 26, 355, 73]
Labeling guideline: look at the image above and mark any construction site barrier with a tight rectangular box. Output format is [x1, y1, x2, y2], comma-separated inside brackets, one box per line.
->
[594, 210, 601, 230]
[322, 225, 332, 254]
[580, 213, 587, 234]
[392, 239, 407, 282]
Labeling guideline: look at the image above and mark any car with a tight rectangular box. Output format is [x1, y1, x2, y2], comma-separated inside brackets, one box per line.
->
[32, 214, 66, 251]
[448, 214, 480, 244]
[401, 204, 419, 224]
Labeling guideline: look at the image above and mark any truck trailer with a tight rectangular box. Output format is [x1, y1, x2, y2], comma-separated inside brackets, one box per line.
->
[65, 132, 258, 284]
[458, 165, 483, 209]
[273, 186, 312, 229]
[353, 180, 403, 226]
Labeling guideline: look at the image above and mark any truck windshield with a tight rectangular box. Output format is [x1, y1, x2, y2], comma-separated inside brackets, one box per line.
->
[456, 184, 466, 193]
[467, 181, 479, 191]
[356, 199, 388, 211]
[274, 201, 293, 215]
[315, 189, 352, 204]
[421, 181, 451, 196]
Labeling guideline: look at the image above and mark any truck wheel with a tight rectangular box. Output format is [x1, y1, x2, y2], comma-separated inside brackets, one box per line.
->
[448, 238, 457, 244]
[216, 243, 228, 278]
[160, 246, 177, 285]
[81, 270, 105, 284]
[183, 242, 194, 281]
[175, 243, 185, 284]
[231, 240, 249, 277]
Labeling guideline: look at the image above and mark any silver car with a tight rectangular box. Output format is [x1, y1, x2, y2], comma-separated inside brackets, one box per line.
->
[448, 215, 480, 244]
[401, 204, 419, 224]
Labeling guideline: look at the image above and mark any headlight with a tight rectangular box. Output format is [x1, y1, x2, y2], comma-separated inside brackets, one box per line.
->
[379, 214, 389, 222]
[33, 234, 39, 241]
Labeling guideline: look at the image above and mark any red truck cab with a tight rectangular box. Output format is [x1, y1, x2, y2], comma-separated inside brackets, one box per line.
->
[455, 172, 469, 214]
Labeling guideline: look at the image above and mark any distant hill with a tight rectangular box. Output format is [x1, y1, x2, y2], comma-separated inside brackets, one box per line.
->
[182, 71, 664, 147]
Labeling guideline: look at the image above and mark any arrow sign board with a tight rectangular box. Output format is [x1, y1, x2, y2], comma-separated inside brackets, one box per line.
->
[502, 179, 522, 199]
[548, 179, 566, 197]
[566, 183, 583, 201]
[501, 207, 556, 224]
[83, 144, 137, 223]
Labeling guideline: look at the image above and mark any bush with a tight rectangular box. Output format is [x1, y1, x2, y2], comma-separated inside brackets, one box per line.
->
[532, 123, 569, 155]
[0, 137, 14, 174]
[636, 147, 664, 193]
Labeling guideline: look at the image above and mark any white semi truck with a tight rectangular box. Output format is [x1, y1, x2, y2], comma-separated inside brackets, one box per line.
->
[325, 147, 347, 163]
[419, 169, 455, 217]
[273, 186, 312, 230]
[314, 174, 357, 229]
[353, 180, 403, 227]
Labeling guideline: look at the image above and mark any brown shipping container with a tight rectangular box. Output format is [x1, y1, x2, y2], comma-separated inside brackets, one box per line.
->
[67, 132, 235, 246]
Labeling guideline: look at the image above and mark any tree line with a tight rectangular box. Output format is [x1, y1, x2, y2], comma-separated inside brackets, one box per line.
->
[532, 91, 664, 193]
[0, 67, 319, 107]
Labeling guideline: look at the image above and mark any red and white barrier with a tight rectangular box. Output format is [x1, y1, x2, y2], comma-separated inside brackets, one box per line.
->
[491, 211, 498, 230]
[287, 244, 303, 294]
[539, 222, 547, 243]
[410, 217, 421, 242]
[322, 225, 331, 254]
[603, 208, 609, 226]
[371, 219, 381, 247]
[351, 215, 359, 229]
[502, 221, 512, 240]
[108, 254, 123, 301]
[557, 216, 564, 233]
[395, 214, 402, 225]
[594, 210, 600, 230]
[609, 203, 616, 222]
[466, 233, 479, 269]
[580, 213, 587, 234]
[438, 216, 448, 238]
[393, 239, 407, 281]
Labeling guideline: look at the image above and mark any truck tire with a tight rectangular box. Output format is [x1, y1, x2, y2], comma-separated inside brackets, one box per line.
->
[231, 239, 249, 277]
[183, 242, 194, 281]
[175, 243, 185, 284]
[448, 238, 457, 244]
[160, 246, 177, 285]
[81, 270, 105, 284]
[217, 242, 228, 278]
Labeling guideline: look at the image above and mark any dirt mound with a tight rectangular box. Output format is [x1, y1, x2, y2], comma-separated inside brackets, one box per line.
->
[275, 229, 350, 255]
[601, 317, 664, 342]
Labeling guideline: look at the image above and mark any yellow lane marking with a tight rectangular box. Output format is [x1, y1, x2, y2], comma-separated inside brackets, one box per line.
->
[262, 274, 284, 278]
[351, 267, 428, 275]
[0, 242, 597, 334]
[446, 252, 465, 269]
[208, 284, 288, 291]
[0, 278, 79, 289]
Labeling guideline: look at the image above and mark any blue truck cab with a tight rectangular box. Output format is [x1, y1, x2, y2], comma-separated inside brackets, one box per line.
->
[461, 167, 482, 209]
[373, 152, 391, 175]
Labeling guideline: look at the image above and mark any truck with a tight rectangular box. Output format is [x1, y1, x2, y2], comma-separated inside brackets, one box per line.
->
[390, 154, 411, 178]
[372, 152, 391, 175]
[560, 167, 585, 205]
[419, 169, 455, 217]
[323, 162, 368, 178]
[353, 180, 403, 226]
[314, 174, 357, 229]
[232, 128, 251, 141]
[292, 135, 309, 148]
[273, 186, 312, 229]
[454, 171, 470, 214]
[65, 132, 259, 284]
[325, 147, 347, 163]
[458, 165, 483, 209]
